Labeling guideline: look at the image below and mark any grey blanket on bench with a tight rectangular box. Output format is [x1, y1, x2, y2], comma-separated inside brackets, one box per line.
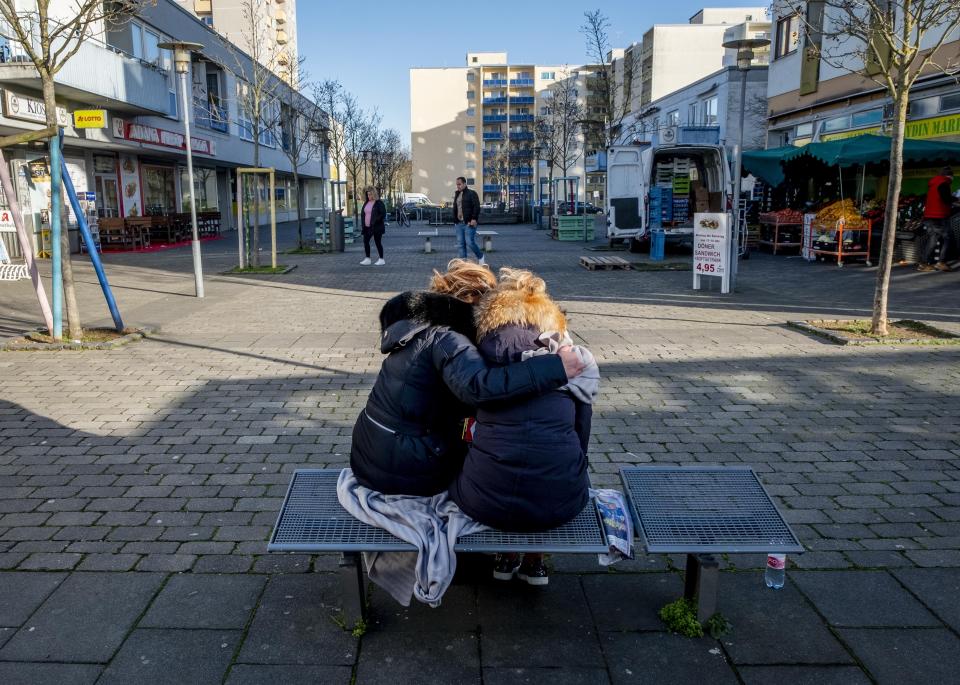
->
[337, 468, 488, 608]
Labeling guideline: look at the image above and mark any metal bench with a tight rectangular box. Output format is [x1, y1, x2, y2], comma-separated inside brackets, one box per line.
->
[417, 229, 438, 253]
[268, 469, 608, 622]
[476, 230, 498, 252]
[619, 466, 803, 622]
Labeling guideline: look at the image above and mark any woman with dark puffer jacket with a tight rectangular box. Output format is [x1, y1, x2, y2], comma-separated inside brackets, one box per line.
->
[449, 268, 599, 586]
[350, 260, 584, 497]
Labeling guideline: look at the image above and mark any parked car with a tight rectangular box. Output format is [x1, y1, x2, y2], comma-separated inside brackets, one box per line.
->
[557, 201, 602, 215]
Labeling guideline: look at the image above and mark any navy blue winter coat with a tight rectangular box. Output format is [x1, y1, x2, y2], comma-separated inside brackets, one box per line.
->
[350, 293, 570, 497]
[449, 324, 592, 531]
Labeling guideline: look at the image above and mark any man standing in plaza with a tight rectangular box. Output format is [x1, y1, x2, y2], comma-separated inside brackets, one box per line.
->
[453, 176, 484, 264]
[918, 166, 955, 272]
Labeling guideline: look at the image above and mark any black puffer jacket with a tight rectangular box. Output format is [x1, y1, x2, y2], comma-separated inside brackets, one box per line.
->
[449, 324, 591, 531]
[350, 292, 569, 496]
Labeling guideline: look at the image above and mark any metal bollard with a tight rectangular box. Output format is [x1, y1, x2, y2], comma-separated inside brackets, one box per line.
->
[424, 236, 432, 253]
[483, 235, 492, 252]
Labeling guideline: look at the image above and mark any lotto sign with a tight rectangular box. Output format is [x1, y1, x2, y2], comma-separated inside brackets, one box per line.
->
[73, 109, 107, 129]
[692, 212, 731, 294]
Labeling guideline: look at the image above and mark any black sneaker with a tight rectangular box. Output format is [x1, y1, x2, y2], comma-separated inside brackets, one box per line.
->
[517, 557, 549, 586]
[492, 553, 520, 581]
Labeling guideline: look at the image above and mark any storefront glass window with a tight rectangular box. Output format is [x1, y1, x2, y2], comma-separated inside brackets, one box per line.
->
[851, 109, 882, 127]
[941, 93, 960, 113]
[179, 167, 219, 212]
[305, 180, 326, 210]
[142, 165, 177, 215]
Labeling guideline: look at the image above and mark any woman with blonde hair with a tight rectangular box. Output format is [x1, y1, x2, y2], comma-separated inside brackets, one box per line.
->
[450, 267, 600, 585]
[359, 186, 386, 266]
[350, 260, 584, 496]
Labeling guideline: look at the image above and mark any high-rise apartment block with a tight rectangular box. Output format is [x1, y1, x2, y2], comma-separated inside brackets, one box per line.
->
[411, 53, 604, 205]
[175, 0, 297, 76]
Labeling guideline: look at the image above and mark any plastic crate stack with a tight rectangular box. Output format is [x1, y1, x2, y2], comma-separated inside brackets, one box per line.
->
[649, 187, 673, 228]
[672, 195, 690, 224]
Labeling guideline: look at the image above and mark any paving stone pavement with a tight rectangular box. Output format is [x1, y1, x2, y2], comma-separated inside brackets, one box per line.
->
[1, 221, 959, 683]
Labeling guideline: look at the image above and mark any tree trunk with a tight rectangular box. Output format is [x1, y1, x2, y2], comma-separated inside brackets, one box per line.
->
[293, 168, 303, 249]
[870, 87, 909, 336]
[252, 141, 261, 267]
[42, 77, 82, 340]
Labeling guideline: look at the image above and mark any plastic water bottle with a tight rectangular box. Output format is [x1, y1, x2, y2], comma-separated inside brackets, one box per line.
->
[765, 553, 786, 589]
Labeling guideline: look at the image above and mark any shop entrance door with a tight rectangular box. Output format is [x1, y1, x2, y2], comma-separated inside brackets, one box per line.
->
[95, 175, 120, 218]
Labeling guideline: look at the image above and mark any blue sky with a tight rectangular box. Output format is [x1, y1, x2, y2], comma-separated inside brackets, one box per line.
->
[298, 1, 740, 144]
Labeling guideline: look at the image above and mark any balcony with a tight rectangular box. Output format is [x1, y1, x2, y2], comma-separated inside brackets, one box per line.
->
[483, 96, 507, 105]
[509, 149, 533, 158]
[276, 30, 289, 44]
[509, 131, 534, 140]
[510, 167, 533, 176]
[511, 96, 535, 104]
[194, 0, 212, 11]
[509, 78, 534, 86]
[483, 115, 507, 123]
[482, 132, 503, 140]
[0, 20, 169, 115]
[511, 114, 534, 122]
[195, 102, 229, 134]
[483, 79, 507, 87]
[483, 184, 502, 193]
[509, 184, 533, 192]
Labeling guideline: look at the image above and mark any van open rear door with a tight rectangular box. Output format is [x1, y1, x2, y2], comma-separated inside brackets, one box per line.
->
[606, 146, 651, 241]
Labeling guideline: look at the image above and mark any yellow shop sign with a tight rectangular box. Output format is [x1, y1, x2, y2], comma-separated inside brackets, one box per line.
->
[73, 109, 107, 129]
[903, 112, 960, 140]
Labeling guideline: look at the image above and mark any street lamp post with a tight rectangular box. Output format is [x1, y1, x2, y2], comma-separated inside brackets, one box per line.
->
[158, 41, 205, 297]
[722, 37, 770, 289]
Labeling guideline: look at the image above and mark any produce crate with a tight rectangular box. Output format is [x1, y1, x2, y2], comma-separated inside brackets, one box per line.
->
[555, 227, 595, 241]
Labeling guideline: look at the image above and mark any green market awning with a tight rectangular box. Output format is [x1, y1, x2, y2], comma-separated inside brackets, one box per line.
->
[743, 134, 960, 186]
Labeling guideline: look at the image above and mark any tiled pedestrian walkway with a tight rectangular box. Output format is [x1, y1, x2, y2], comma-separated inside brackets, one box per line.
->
[1, 222, 959, 683]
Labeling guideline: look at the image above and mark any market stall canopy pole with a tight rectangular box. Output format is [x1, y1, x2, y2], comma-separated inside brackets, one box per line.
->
[742, 135, 960, 187]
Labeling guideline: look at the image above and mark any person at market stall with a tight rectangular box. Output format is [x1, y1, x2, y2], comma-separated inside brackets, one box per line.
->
[917, 167, 955, 273]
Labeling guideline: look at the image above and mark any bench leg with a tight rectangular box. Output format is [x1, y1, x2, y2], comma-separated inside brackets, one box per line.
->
[337, 552, 368, 626]
[683, 553, 719, 623]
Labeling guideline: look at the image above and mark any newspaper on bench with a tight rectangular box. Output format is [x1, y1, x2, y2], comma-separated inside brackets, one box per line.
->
[591, 488, 634, 566]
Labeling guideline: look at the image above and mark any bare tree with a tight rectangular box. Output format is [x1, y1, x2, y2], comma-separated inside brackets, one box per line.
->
[314, 80, 347, 212]
[581, 9, 629, 148]
[0, 0, 143, 340]
[222, 0, 284, 266]
[486, 143, 511, 207]
[371, 128, 408, 208]
[338, 93, 380, 224]
[534, 71, 585, 207]
[276, 54, 326, 250]
[786, 0, 960, 335]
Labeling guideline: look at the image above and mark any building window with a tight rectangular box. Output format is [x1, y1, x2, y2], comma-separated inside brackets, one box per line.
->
[540, 71, 555, 80]
[774, 15, 800, 59]
[141, 165, 177, 215]
[540, 106, 551, 116]
[472, 56, 478, 63]
[796, 122, 813, 138]
[852, 108, 882, 128]
[703, 97, 718, 126]
[467, 90, 475, 100]
[180, 167, 219, 212]
[666, 110, 680, 126]
[465, 143, 475, 152]
[941, 93, 960, 113]
[688, 103, 698, 125]
[466, 178, 476, 185]
[465, 125, 476, 134]
[467, 72, 475, 81]
[466, 107, 476, 117]
[466, 160, 476, 169]
[822, 114, 851, 133]
[237, 82, 254, 141]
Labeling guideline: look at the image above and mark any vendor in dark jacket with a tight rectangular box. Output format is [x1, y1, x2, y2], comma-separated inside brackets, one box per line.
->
[450, 268, 598, 586]
[351, 260, 584, 497]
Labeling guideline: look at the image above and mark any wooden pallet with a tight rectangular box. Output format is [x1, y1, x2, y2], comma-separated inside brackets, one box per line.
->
[579, 255, 632, 271]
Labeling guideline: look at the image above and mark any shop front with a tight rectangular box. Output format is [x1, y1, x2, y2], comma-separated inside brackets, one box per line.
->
[743, 134, 960, 267]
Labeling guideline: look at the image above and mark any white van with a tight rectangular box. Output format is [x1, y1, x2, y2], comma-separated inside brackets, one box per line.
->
[606, 143, 732, 251]
[403, 193, 433, 206]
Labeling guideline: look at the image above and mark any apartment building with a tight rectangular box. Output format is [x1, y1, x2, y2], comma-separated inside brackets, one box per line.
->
[766, 1, 960, 149]
[175, 0, 297, 77]
[638, 7, 769, 107]
[0, 0, 326, 256]
[410, 52, 604, 206]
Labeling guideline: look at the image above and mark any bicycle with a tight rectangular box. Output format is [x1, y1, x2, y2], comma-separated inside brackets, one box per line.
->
[395, 206, 411, 228]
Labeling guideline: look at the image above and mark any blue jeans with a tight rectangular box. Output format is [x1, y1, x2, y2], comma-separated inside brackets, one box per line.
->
[456, 223, 483, 259]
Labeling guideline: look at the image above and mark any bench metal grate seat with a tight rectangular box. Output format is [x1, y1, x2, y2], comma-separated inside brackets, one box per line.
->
[268, 469, 609, 554]
[620, 466, 803, 622]
[620, 466, 803, 554]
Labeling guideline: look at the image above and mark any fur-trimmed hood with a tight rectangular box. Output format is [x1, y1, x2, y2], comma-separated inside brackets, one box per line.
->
[379, 291, 477, 353]
[475, 286, 567, 341]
